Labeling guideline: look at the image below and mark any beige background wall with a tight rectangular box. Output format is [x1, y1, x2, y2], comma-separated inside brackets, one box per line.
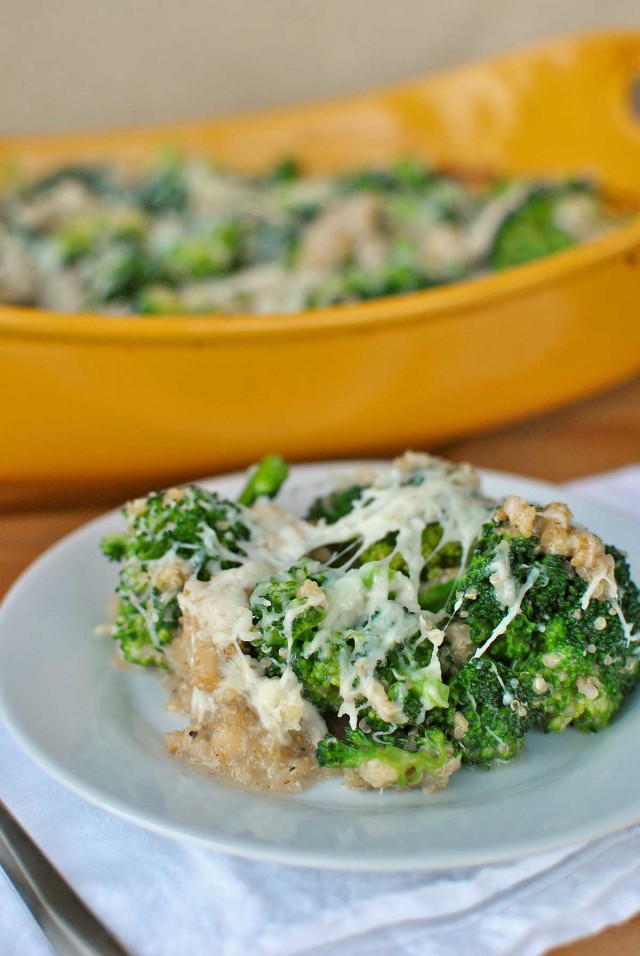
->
[0, 1, 638, 134]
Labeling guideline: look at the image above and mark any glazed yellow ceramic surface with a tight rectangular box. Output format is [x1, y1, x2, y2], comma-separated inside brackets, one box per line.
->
[3, 32, 640, 491]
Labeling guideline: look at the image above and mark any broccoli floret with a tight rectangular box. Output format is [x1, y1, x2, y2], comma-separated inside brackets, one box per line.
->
[443, 657, 529, 766]
[82, 240, 155, 305]
[101, 487, 250, 666]
[343, 264, 432, 300]
[52, 210, 146, 264]
[374, 626, 449, 726]
[249, 560, 337, 710]
[342, 158, 433, 194]
[287, 653, 343, 714]
[52, 216, 101, 264]
[306, 484, 363, 524]
[450, 520, 546, 649]
[137, 154, 188, 213]
[452, 510, 640, 735]
[160, 220, 245, 282]
[490, 189, 576, 269]
[250, 553, 452, 786]
[101, 532, 128, 562]
[250, 560, 448, 723]
[259, 158, 302, 185]
[422, 523, 463, 579]
[419, 577, 460, 613]
[316, 725, 454, 789]
[391, 158, 434, 190]
[513, 612, 639, 733]
[511, 558, 640, 733]
[249, 560, 329, 656]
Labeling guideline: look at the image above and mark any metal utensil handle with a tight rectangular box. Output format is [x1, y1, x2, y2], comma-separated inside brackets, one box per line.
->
[0, 799, 130, 956]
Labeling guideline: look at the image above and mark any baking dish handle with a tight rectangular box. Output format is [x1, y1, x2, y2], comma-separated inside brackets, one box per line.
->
[570, 33, 640, 169]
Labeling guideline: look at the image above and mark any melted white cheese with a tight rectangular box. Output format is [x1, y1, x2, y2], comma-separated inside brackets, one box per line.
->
[580, 560, 637, 645]
[306, 454, 492, 588]
[179, 561, 326, 744]
[488, 540, 519, 608]
[303, 564, 447, 728]
[474, 566, 541, 659]
[173, 455, 509, 749]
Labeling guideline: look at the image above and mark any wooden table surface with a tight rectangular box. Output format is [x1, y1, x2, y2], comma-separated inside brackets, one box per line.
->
[2, 373, 640, 954]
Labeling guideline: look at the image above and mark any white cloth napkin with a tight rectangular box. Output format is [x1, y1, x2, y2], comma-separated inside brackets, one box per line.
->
[2, 465, 640, 956]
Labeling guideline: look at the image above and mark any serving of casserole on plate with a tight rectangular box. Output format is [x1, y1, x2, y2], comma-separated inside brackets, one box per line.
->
[1, 457, 640, 870]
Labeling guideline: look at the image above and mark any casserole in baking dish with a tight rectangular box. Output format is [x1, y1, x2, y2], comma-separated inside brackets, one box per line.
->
[2, 32, 640, 494]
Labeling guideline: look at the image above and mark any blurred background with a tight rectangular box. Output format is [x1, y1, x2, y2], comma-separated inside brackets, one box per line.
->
[0, 0, 638, 133]
[2, 0, 640, 508]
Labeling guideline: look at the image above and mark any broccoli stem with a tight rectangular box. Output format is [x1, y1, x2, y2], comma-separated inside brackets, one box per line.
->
[237, 454, 288, 507]
[317, 727, 451, 788]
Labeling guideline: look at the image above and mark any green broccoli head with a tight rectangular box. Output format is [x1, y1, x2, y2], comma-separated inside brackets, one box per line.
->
[52, 209, 147, 265]
[249, 560, 340, 712]
[451, 504, 640, 735]
[450, 520, 539, 648]
[511, 562, 640, 733]
[159, 219, 245, 282]
[306, 484, 364, 524]
[341, 158, 433, 194]
[258, 157, 302, 185]
[250, 560, 329, 656]
[316, 725, 457, 790]
[52, 215, 103, 264]
[490, 188, 576, 269]
[81, 240, 155, 305]
[137, 154, 188, 214]
[421, 522, 463, 588]
[443, 656, 529, 766]
[249, 559, 449, 725]
[339, 260, 434, 302]
[101, 486, 250, 666]
[373, 626, 449, 727]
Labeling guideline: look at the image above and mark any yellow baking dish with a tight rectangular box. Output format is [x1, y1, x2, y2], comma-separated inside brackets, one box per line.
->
[2, 31, 640, 498]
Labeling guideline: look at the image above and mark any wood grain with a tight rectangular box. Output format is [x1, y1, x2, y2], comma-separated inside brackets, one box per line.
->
[2, 374, 640, 955]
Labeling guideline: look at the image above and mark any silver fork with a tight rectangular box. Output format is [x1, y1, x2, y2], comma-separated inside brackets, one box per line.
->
[0, 799, 130, 955]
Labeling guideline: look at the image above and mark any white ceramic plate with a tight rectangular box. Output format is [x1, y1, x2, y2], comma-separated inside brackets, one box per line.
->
[1, 462, 639, 871]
